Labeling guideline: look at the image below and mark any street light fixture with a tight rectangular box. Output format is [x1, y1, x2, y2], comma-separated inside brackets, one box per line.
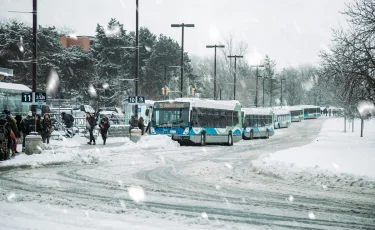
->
[206, 45, 225, 100]
[171, 23, 195, 98]
[250, 65, 264, 107]
[228, 55, 243, 100]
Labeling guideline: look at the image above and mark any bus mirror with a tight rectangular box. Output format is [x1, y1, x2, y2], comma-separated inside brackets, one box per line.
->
[145, 109, 149, 116]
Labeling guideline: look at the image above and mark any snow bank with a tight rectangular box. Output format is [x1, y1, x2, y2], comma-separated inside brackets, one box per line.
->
[0, 135, 179, 169]
[251, 118, 375, 189]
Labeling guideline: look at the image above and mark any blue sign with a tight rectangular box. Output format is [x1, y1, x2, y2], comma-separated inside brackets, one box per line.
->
[138, 108, 141, 113]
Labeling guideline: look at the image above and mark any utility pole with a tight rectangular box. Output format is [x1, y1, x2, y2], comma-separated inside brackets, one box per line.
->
[250, 65, 264, 107]
[206, 45, 225, 100]
[134, 0, 139, 118]
[171, 23, 195, 98]
[262, 77, 267, 107]
[219, 88, 222, 100]
[280, 79, 286, 107]
[32, 0, 37, 92]
[228, 55, 243, 100]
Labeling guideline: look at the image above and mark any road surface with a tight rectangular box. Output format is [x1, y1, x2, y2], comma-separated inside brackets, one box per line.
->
[1, 118, 374, 229]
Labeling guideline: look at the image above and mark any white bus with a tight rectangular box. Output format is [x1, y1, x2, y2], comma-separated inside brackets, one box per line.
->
[287, 106, 304, 122]
[150, 98, 243, 146]
[242, 108, 275, 139]
[301, 105, 321, 119]
[273, 108, 291, 129]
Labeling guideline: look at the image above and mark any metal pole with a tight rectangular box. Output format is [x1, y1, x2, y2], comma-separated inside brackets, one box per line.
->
[360, 118, 364, 137]
[352, 118, 354, 132]
[219, 88, 222, 100]
[262, 77, 265, 107]
[234, 57, 237, 100]
[270, 77, 273, 107]
[344, 116, 347, 132]
[180, 24, 184, 98]
[281, 80, 283, 107]
[214, 46, 217, 100]
[32, 0, 37, 93]
[135, 0, 139, 118]
[255, 67, 258, 107]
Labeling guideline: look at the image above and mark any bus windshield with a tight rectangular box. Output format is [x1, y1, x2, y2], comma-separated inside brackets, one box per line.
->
[152, 108, 189, 128]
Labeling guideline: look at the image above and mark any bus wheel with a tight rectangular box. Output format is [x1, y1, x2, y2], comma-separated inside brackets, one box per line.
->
[227, 133, 233, 146]
[200, 133, 206, 146]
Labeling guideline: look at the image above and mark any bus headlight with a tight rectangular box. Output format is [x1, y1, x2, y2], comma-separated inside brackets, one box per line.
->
[150, 127, 156, 134]
[183, 127, 189, 135]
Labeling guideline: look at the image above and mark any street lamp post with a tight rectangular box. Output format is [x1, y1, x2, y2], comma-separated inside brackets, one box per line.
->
[206, 45, 225, 100]
[134, 0, 140, 118]
[171, 23, 195, 98]
[250, 65, 264, 107]
[262, 76, 268, 107]
[280, 79, 286, 107]
[227, 55, 243, 100]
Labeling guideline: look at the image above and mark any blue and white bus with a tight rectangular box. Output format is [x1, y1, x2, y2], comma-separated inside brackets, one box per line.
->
[242, 108, 275, 139]
[273, 108, 291, 129]
[301, 105, 321, 119]
[150, 98, 243, 146]
[287, 106, 304, 122]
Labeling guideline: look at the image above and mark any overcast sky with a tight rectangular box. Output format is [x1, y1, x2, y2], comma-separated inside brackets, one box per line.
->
[1, 0, 350, 69]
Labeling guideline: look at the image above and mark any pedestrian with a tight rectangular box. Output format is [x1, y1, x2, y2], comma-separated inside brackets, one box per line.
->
[41, 113, 52, 144]
[0, 114, 11, 161]
[323, 108, 327, 116]
[20, 111, 34, 152]
[99, 115, 110, 145]
[61, 112, 74, 137]
[329, 109, 332, 117]
[86, 112, 96, 145]
[3, 110, 20, 155]
[36, 115, 42, 135]
[138, 116, 145, 135]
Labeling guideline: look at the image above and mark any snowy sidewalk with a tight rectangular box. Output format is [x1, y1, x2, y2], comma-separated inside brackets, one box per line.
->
[252, 118, 375, 188]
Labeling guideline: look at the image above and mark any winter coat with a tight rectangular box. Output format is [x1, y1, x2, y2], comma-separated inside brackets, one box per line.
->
[20, 115, 35, 135]
[6, 115, 20, 138]
[138, 118, 145, 135]
[0, 117, 11, 142]
[15, 115, 22, 135]
[41, 118, 52, 136]
[62, 113, 74, 128]
[99, 117, 111, 133]
[36, 116, 43, 133]
[86, 116, 96, 131]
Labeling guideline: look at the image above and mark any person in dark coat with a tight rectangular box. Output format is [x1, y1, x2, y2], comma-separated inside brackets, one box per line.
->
[3, 110, 20, 154]
[41, 113, 52, 144]
[20, 111, 35, 152]
[61, 112, 73, 128]
[99, 115, 110, 145]
[36, 115, 42, 135]
[138, 116, 145, 135]
[0, 114, 11, 161]
[86, 112, 96, 145]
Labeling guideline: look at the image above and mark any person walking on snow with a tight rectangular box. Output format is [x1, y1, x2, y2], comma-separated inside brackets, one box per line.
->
[41, 113, 52, 144]
[138, 116, 145, 135]
[99, 115, 110, 145]
[86, 112, 97, 145]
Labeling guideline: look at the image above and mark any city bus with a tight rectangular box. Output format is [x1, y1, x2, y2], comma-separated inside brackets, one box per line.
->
[273, 108, 291, 129]
[242, 108, 275, 139]
[287, 106, 304, 122]
[301, 105, 321, 119]
[150, 98, 242, 146]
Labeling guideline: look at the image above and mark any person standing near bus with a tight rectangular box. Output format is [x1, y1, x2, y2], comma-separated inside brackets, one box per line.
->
[2, 110, 20, 154]
[41, 114, 52, 144]
[0, 114, 11, 161]
[99, 115, 110, 145]
[20, 111, 35, 152]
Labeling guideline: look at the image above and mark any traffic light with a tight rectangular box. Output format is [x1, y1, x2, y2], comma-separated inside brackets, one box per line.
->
[161, 87, 165, 95]
[165, 87, 169, 95]
[191, 87, 196, 95]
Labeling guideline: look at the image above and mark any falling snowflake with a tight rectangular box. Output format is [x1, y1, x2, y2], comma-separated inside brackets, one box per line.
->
[308, 211, 316, 219]
[7, 192, 15, 202]
[144, 46, 151, 52]
[88, 84, 97, 98]
[63, 209, 68, 214]
[128, 186, 145, 203]
[225, 163, 233, 169]
[69, 33, 78, 40]
[332, 163, 340, 170]
[85, 211, 89, 217]
[357, 100, 375, 116]
[102, 83, 109, 89]
[275, 98, 281, 105]
[201, 212, 208, 220]
[288, 195, 294, 203]
[18, 45, 24, 53]
[215, 185, 221, 190]
[46, 69, 60, 94]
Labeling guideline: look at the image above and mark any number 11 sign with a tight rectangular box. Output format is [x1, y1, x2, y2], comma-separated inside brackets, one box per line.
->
[21, 92, 33, 103]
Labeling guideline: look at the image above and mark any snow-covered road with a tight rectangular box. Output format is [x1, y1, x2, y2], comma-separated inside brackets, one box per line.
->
[1, 118, 374, 229]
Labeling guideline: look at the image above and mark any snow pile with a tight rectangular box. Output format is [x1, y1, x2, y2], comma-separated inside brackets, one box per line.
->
[251, 118, 375, 189]
[0, 135, 179, 169]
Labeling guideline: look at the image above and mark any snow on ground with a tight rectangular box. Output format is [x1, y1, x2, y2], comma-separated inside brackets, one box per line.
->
[0, 135, 179, 169]
[251, 118, 375, 189]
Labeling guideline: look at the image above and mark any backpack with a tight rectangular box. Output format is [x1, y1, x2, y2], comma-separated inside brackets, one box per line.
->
[0, 119, 8, 141]
[69, 114, 74, 123]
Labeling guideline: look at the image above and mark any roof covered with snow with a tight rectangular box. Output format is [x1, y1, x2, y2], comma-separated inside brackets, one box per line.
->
[156, 98, 241, 110]
[299, 105, 320, 109]
[272, 108, 291, 115]
[242, 107, 273, 115]
[0, 82, 31, 93]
